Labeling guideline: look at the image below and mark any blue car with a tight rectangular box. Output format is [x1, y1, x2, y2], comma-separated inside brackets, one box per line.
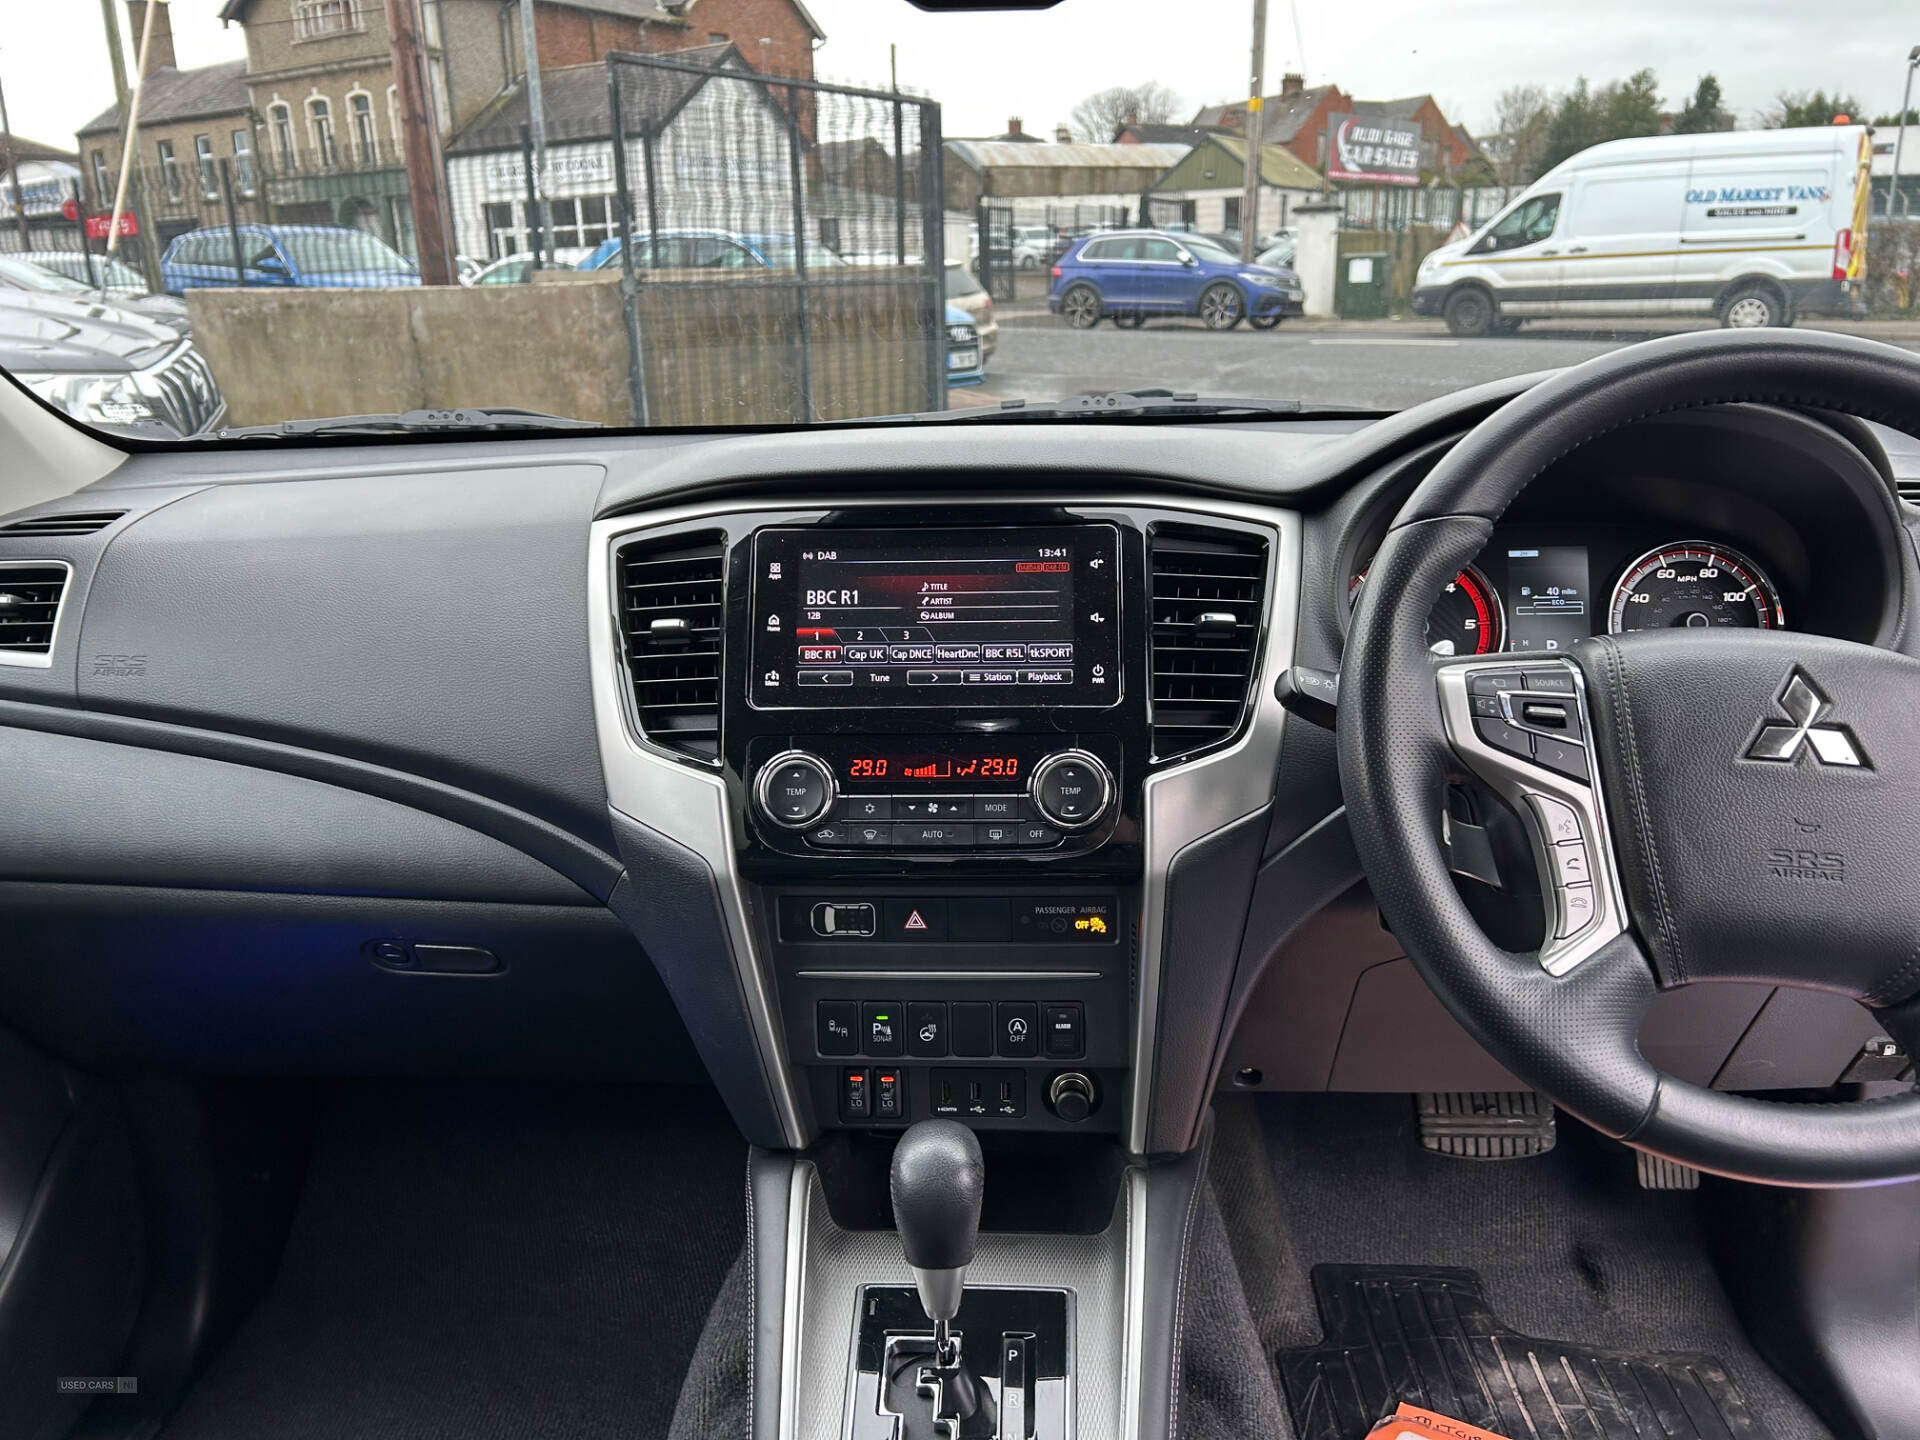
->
[945, 302, 984, 388]
[161, 224, 420, 294]
[577, 229, 846, 272]
[1048, 229, 1305, 331]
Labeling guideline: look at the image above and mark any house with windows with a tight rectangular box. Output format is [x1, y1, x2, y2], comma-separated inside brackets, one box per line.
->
[442, 43, 794, 263]
[74, 0, 825, 262]
[1142, 135, 1324, 235]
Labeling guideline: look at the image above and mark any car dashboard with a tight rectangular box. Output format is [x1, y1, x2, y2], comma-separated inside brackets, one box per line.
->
[0, 379, 1912, 1167]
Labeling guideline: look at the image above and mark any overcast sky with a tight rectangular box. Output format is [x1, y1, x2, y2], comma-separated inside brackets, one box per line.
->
[1, 0, 1911, 152]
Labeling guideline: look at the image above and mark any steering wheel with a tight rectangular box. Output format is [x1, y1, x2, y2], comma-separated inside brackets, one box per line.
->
[1338, 328, 1920, 1186]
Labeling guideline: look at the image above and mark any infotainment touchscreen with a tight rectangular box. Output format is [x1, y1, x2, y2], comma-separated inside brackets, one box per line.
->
[748, 525, 1121, 709]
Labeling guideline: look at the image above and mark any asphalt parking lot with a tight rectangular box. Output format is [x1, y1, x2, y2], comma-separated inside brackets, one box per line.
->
[959, 314, 1920, 413]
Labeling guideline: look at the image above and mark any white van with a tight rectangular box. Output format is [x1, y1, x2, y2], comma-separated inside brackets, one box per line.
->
[1412, 126, 1871, 334]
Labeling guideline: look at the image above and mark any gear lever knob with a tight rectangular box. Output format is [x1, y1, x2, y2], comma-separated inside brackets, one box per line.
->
[889, 1119, 984, 1337]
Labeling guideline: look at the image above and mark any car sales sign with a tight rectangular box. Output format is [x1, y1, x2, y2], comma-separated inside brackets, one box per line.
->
[1326, 114, 1422, 186]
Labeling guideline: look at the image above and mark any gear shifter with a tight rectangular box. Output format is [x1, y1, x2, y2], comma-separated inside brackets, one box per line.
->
[889, 1119, 984, 1368]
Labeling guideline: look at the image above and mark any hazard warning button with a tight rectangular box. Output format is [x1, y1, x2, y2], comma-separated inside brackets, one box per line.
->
[882, 899, 948, 942]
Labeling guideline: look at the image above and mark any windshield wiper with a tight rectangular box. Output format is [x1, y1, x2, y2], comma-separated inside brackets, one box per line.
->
[871, 390, 1372, 424]
[211, 406, 601, 439]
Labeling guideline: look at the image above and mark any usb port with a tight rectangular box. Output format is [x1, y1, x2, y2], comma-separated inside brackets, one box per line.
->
[998, 1080, 1015, 1105]
[968, 1080, 983, 1103]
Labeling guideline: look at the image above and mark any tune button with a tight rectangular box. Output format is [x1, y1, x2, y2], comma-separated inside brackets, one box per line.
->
[1029, 750, 1113, 830]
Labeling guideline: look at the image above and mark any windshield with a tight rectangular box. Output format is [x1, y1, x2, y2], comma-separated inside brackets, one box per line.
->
[275, 231, 419, 277]
[0, 257, 96, 295]
[0, 0, 1906, 438]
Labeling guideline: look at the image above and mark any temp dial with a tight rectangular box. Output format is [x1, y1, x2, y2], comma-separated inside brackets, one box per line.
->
[753, 751, 836, 831]
[1028, 750, 1114, 831]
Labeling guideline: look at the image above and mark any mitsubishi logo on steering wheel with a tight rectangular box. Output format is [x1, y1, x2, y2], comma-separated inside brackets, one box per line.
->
[1743, 669, 1868, 769]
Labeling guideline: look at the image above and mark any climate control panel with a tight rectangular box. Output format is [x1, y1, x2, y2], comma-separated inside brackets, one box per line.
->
[745, 735, 1122, 858]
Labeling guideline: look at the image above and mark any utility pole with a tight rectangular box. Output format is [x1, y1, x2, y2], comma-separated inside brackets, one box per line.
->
[517, 0, 549, 265]
[1240, 0, 1268, 262]
[386, 0, 456, 284]
[97, 0, 165, 292]
[0, 64, 31, 251]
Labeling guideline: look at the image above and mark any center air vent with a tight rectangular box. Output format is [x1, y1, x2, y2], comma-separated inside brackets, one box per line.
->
[0, 563, 71, 660]
[0, 511, 125, 537]
[618, 533, 726, 761]
[1149, 525, 1268, 761]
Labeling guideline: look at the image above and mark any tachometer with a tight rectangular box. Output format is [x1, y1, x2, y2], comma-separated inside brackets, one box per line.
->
[1608, 542, 1784, 633]
[1350, 563, 1504, 656]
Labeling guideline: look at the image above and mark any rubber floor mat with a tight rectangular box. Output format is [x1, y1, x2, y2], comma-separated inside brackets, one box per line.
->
[1278, 1265, 1766, 1440]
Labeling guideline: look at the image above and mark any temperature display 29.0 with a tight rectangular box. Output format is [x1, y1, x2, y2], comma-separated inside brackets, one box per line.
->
[846, 752, 1022, 782]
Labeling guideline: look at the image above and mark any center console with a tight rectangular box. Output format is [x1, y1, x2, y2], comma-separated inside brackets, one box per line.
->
[594, 497, 1288, 1151]
[589, 489, 1297, 1440]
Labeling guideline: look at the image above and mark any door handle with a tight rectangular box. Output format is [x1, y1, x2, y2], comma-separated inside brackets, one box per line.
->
[1537, 249, 1559, 256]
[1567, 246, 1588, 254]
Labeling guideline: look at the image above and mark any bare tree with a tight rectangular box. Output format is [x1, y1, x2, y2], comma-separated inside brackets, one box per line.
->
[1069, 82, 1182, 143]
[1483, 84, 1553, 186]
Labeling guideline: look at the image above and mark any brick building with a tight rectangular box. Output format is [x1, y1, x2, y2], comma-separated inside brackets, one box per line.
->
[75, 0, 823, 258]
[1192, 76, 1486, 181]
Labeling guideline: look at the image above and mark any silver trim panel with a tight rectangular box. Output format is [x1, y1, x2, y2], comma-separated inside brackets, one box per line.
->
[590, 495, 1300, 1160]
[1437, 658, 1628, 975]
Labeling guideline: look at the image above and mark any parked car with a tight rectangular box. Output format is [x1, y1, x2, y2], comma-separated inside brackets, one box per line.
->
[469, 248, 596, 286]
[12, 250, 151, 299]
[0, 290, 224, 436]
[0, 254, 192, 335]
[945, 302, 983, 387]
[1049, 229, 1305, 330]
[1011, 225, 1055, 269]
[578, 230, 846, 272]
[943, 262, 998, 360]
[1255, 238, 1296, 269]
[1413, 125, 1872, 335]
[161, 224, 421, 294]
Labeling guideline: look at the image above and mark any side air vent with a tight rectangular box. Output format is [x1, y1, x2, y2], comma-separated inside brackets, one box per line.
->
[1149, 525, 1268, 762]
[0, 563, 71, 660]
[0, 510, 125, 537]
[1897, 479, 1920, 508]
[618, 533, 726, 761]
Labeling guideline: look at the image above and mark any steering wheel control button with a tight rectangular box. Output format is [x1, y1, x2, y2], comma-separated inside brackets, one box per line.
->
[907, 1002, 949, 1057]
[810, 902, 876, 938]
[1532, 736, 1590, 783]
[1475, 716, 1535, 760]
[1029, 751, 1113, 830]
[817, 1001, 860, 1056]
[997, 1002, 1039, 1057]
[1549, 844, 1592, 886]
[1470, 693, 1505, 718]
[1518, 699, 1570, 730]
[950, 1002, 995, 1057]
[756, 751, 835, 830]
[862, 1003, 905, 1056]
[1467, 670, 1528, 695]
[1524, 669, 1577, 695]
[1556, 885, 1597, 938]
[1527, 794, 1585, 846]
[1042, 1004, 1085, 1058]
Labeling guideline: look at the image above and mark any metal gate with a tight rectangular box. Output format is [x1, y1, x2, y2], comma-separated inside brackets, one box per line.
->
[604, 51, 946, 425]
[1141, 194, 1195, 230]
[974, 202, 1016, 303]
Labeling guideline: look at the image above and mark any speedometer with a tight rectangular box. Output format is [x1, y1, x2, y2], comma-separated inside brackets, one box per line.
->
[1608, 542, 1784, 633]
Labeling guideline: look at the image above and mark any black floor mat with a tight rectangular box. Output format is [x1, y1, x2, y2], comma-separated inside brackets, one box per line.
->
[161, 1081, 746, 1440]
[1280, 1264, 1763, 1440]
